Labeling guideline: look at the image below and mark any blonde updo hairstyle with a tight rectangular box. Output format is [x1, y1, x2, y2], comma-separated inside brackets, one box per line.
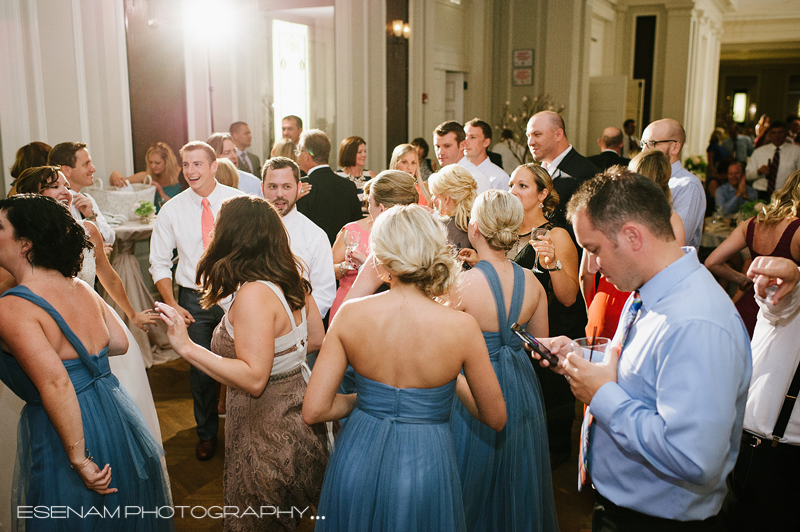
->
[628, 150, 672, 203]
[370, 204, 459, 298]
[471, 190, 524, 251]
[366, 170, 419, 208]
[758, 169, 800, 225]
[427, 165, 477, 232]
[517, 164, 559, 216]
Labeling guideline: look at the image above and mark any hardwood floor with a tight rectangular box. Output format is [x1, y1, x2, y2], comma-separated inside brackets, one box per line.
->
[149, 357, 592, 531]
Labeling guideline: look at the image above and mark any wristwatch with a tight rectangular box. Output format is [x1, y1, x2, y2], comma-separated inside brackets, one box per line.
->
[85, 213, 98, 221]
[545, 259, 562, 271]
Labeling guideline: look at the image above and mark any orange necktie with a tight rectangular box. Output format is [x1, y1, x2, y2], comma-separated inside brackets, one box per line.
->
[201, 198, 213, 248]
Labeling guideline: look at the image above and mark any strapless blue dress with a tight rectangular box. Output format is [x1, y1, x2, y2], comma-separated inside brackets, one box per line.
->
[316, 372, 466, 531]
[0, 286, 172, 531]
[450, 261, 559, 531]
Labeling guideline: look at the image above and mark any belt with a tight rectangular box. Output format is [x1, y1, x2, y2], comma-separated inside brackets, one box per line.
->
[741, 431, 800, 451]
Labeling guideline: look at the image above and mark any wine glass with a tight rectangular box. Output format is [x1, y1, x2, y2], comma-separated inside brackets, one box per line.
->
[345, 230, 361, 270]
[529, 227, 551, 273]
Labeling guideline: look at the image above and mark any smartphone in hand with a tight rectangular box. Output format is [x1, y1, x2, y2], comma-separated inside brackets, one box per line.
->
[510, 323, 560, 366]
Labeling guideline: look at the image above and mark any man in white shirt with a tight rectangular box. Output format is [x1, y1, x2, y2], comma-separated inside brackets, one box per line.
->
[149, 141, 244, 461]
[229, 121, 261, 176]
[746, 121, 800, 199]
[724, 256, 800, 532]
[460, 118, 509, 191]
[432, 120, 492, 194]
[641, 118, 706, 249]
[261, 157, 335, 319]
[48, 142, 115, 245]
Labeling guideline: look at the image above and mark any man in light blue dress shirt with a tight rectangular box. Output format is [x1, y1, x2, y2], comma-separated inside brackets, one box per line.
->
[714, 162, 756, 215]
[539, 170, 751, 530]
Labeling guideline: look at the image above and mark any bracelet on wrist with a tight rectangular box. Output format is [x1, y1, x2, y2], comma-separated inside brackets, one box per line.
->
[70, 448, 94, 471]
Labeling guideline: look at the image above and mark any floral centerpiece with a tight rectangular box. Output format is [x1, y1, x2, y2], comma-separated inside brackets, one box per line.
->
[495, 94, 565, 165]
[684, 155, 707, 180]
[133, 200, 155, 223]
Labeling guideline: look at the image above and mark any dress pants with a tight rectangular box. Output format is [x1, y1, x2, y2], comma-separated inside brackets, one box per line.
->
[593, 493, 726, 532]
[179, 287, 224, 441]
[722, 432, 800, 532]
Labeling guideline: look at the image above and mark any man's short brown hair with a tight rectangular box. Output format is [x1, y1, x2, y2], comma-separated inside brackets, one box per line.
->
[48, 142, 87, 168]
[262, 157, 300, 183]
[299, 130, 331, 164]
[434, 120, 466, 145]
[180, 141, 217, 163]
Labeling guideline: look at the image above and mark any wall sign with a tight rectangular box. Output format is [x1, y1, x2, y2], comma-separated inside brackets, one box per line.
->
[513, 49, 534, 67]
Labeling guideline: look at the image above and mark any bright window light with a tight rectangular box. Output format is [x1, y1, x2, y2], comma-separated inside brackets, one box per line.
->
[732, 92, 747, 123]
[184, 0, 234, 45]
[273, 20, 310, 143]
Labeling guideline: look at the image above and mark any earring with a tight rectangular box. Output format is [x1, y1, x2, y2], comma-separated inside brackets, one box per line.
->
[388, 274, 392, 281]
[538, 202, 544, 209]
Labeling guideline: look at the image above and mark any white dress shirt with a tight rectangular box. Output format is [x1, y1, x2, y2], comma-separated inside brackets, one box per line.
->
[476, 157, 510, 191]
[455, 158, 493, 195]
[745, 142, 800, 192]
[70, 190, 115, 245]
[282, 207, 336, 318]
[543, 145, 572, 177]
[236, 170, 264, 197]
[745, 271, 800, 445]
[149, 182, 245, 289]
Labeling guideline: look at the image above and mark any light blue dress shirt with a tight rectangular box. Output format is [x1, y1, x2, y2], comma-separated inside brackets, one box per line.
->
[715, 182, 757, 216]
[589, 248, 752, 521]
[669, 162, 706, 249]
[236, 169, 264, 197]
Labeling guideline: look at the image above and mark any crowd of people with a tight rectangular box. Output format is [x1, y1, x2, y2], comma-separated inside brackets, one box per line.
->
[1, 109, 799, 532]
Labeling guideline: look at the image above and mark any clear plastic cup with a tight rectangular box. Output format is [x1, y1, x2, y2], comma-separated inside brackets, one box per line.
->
[571, 337, 611, 364]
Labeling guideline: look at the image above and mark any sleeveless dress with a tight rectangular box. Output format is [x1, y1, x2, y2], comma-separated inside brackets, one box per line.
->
[210, 281, 331, 532]
[450, 261, 558, 532]
[316, 373, 466, 531]
[329, 222, 371, 321]
[735, 217, 800, 337]
[0, 286, 172, 531]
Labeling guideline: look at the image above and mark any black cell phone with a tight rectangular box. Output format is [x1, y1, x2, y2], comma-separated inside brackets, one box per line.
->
[510, 323, 560, 366]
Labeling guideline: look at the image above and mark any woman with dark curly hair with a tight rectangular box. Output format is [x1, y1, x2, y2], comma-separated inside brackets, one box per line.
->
[155, 195, 330, 532]
[0, 194, 172, 531]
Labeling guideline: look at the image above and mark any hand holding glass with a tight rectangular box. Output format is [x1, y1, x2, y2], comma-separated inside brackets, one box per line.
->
[571, 337, 611, 364]
[345, 230, 361, 270]
[530, 228, 551, 273]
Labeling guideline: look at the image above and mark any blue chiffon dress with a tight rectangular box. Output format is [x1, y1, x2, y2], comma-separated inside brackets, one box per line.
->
[0, 286, 172, 531]
[450, 261, 558, 532]
[316, 372, 466, 531]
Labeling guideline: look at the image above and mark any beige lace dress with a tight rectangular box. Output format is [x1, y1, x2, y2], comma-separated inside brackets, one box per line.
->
[211, 281, 331, 532]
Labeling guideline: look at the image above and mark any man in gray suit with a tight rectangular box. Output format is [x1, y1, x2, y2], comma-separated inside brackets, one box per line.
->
[230, 121, 261, 176]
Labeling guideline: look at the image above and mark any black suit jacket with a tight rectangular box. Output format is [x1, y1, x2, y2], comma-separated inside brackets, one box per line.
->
[487, 150, 503, 169]
[296, 166, 363, 245]
[237, 151, 261, 176]
[550, 148, 598, 229]
[587, 150, 630, 172]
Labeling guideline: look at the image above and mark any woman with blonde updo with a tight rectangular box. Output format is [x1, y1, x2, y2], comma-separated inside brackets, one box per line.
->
[304, 204, 506, 531]
[428, 164, 478, 251]
[389, 143, 431, 206]
[329, 170, 419, 321]
[214, 158, 240, 189]
[628, 151, 685, 244]
[449, 190, 557, 531]
[507, 163, 583, 469]
[705, 169, 800, 337]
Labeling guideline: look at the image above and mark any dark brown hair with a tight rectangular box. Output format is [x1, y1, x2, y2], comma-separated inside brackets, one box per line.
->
[196, 196, 311, 310]
[339, 136, 366, 168]
[10, 142, 52, 179]
[14, 166, 62, 195]
[48, 142, 87, 168]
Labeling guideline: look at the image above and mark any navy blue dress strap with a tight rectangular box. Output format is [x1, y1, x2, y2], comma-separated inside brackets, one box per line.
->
[1, 285, 102, 375]
[473, 261, 526, 344]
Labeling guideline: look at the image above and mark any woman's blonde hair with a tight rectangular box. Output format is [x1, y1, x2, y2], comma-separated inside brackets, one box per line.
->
[271, 137, 297, 162]
[628, 150, 672, 203]
[758, 169, 800, 225]
[146, 142, 180, 186]
[367, 170, 418, 209]
[516, 164, 559, 215]
[389, 144, 419, 176]
[471, 190, 524, 251]
[428, 165, 477, 232]
[214, 158, 239, 189]
[370, 204, 459, 298]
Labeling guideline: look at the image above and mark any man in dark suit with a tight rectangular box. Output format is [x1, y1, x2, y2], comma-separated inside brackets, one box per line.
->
[526, 111, 598, 228]
[588, 127, 630, 171]
[296, 129, 363, 245]
[230, 121, 261, 176]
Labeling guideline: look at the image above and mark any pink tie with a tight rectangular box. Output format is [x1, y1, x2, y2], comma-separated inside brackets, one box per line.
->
[201, 198, 213, 249]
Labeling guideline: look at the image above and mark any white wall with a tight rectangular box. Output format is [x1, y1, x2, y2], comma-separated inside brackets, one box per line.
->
[0, 0, 133, 192]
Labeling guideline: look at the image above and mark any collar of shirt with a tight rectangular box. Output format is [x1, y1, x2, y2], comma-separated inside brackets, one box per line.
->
[544, 145, 573, 176]
[282, 205, 300, 228]
[186, 180, 222, 207]
[236, 148, 246, 158]
[308, 164, 330, 175]
[670, 160, 694, 179]
[637, 247, 700, 313]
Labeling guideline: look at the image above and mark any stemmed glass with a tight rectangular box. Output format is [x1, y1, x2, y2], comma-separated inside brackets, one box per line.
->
[345, 230, 361, 270]
[529, 227, 551, 273]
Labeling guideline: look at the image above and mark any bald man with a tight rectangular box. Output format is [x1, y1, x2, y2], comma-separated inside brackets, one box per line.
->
[588, 127, 630, 171]
[641, 118, 706, 249]
[526, 111, 598, 228]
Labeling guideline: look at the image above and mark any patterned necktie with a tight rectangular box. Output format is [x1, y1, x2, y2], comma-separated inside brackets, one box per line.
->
[578, 290, 642, 491]
[767, 147, 780, 196]
[201, 198, 213, 249]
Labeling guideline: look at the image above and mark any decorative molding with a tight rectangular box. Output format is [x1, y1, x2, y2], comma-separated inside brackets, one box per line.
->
[70, 0, 91, 146]
[27, 0, 47, 140]
[112, 0, 134, 174]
